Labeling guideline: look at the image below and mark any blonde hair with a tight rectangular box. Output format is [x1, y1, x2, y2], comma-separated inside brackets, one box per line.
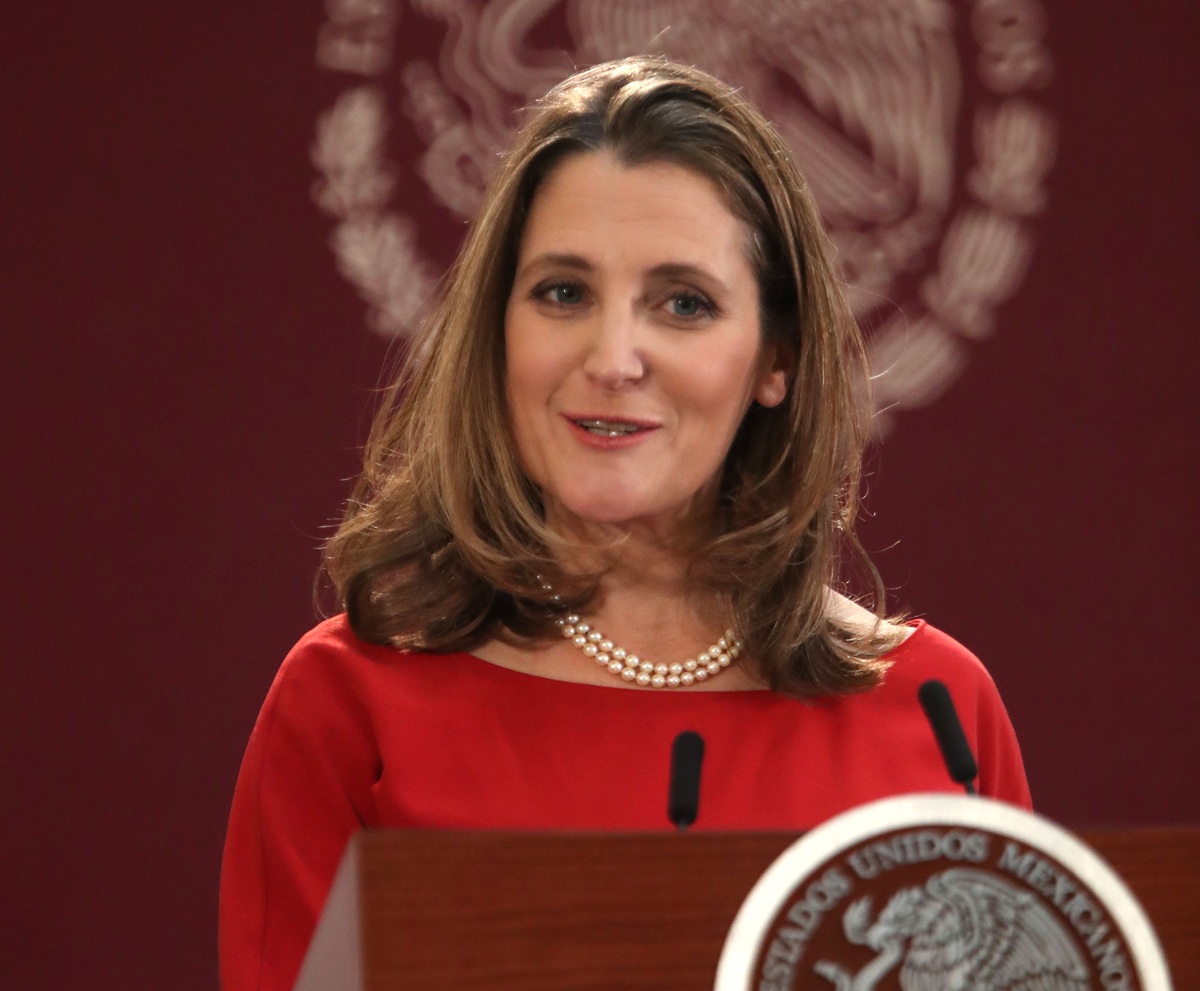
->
[323, 56, 904, 696]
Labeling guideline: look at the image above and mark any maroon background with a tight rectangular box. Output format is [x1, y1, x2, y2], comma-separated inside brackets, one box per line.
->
[4, 2, 1197, 989]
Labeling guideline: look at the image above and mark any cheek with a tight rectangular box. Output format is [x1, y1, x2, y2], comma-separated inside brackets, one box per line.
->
[506, 333, 555, 420]
[504, 382, 542, 483]
[504, 322, 563, 477]
[507, 310, 583, 405]
[679, 344, 766, 424]
[504, 312, 538, 410]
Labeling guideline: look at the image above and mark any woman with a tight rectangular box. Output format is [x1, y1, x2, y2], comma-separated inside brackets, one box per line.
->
[220, 57, 1029, 991]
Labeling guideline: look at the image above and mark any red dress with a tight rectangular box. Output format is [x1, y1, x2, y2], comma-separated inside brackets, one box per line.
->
[219, 616, 1030, 991]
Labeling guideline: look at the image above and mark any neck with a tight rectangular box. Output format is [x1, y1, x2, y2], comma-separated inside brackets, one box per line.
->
[475, 513, 764, 689]
[542, 505, 739, 663]
[548, 498, 711, 575]
[577, 550, 727, 666]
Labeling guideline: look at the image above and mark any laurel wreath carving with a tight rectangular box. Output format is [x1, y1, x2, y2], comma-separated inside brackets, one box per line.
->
[312, 85, 440, 337]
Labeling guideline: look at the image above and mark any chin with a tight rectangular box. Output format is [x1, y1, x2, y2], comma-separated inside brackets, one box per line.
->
[555, 488, 707, 535]
[551, 487, 657, 528]
[564, 501, 648, 527]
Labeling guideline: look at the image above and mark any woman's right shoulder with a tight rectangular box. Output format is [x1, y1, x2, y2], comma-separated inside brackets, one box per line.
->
[284, 613, 389, 660]
[268, 614, 412, 705]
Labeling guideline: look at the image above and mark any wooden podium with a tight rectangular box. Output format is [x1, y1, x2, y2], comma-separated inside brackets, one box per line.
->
[295, 828, 1199, 991]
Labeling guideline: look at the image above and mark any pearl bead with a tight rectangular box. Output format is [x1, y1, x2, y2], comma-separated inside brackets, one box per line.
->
[550, 598, 743, 691]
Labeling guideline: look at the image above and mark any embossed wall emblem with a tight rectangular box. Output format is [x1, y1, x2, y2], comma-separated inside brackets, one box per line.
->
[312, 0, 1056, 430]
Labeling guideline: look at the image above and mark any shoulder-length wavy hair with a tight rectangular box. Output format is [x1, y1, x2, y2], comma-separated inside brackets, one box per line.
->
[323, 56, 904, 696]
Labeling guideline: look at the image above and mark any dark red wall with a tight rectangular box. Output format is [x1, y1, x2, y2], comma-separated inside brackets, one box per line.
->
[4, 2, 1197, 989]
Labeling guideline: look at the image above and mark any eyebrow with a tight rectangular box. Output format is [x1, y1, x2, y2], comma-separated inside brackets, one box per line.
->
[517, 252, 732, 295]
[518, 252, 592, 277]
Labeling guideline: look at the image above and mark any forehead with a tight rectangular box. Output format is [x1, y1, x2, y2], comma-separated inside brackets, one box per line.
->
[517, 151, 755, 275]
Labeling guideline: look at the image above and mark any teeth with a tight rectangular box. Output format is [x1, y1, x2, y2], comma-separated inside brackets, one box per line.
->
[576, 419, 642, 437]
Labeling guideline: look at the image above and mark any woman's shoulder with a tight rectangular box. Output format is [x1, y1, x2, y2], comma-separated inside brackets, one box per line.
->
[276, 613, 394, 674]
[877, 618, 1004, 715]
[266, 614, 432, 707]
[882, 619, 1030, 806]
[888, 620, 989, 673]
[285, 612, 388, 658]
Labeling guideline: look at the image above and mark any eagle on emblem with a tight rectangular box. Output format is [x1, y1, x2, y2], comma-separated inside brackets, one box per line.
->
[814, 867, 1090, 991]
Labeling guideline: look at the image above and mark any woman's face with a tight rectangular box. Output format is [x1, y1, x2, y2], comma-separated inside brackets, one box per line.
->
[504, 151, 787, 535]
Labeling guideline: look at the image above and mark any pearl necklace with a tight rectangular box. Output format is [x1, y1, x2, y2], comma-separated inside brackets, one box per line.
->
[556, 613, 742, 689]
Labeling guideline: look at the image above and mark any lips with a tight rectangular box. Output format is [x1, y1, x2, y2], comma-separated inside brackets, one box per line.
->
[573, 418, 646, 437]
[563, 413, 660, 446]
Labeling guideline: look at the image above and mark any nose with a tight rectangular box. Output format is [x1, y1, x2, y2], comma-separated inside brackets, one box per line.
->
[582, 304, 646, 389]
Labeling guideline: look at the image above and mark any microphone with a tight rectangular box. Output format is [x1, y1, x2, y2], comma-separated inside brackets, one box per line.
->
[918, 680, 978, 795]
[667, 730, 705, 829]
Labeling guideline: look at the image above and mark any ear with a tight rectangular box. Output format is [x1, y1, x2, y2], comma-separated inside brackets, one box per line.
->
[754, 344, 789, 408]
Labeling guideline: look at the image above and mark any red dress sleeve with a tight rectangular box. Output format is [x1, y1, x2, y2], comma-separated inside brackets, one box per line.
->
[219, 624, 379, 991]
[907, 621, 1031, 808]
[969, 662, 1032, 808]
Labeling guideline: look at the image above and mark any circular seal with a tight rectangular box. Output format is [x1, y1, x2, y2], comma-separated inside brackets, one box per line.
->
[715, 795, 1171, 991]
[312, 0, 1056, 432]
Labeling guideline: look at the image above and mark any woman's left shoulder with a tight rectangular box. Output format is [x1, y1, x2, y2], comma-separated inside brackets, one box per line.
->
[882, 619, 1031, 808]
[880, 619, 1000, 700]
[827, 594, 994, 692]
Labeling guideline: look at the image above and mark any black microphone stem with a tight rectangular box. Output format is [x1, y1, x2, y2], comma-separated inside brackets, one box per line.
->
[918, 680, 979, 796]
[667, 731, 705, 829]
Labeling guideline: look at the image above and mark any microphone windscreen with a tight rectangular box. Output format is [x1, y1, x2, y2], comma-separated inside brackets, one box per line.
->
[918, 680, 979, 787]
[668, 730, 705, 828]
